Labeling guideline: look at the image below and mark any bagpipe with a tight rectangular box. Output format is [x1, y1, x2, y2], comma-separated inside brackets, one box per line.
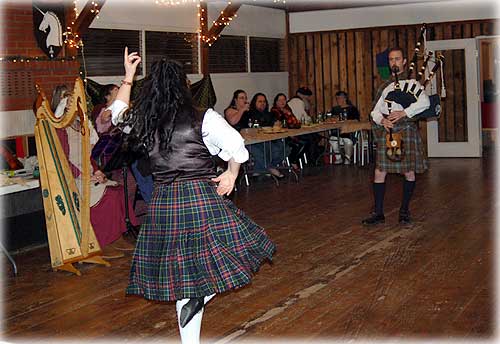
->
[383, 24, 445, 161]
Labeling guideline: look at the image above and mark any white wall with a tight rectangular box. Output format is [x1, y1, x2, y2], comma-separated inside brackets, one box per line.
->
[90, 1, 286, 37]
[0, 110, 36, 138]
[206, 3, 286, 38]
[89, 1, 288, 116]
[189, 72, 288, 114]
[91, 72, 289, 116]
[289, 0, 498, 33]
[1, 2, 287, 138]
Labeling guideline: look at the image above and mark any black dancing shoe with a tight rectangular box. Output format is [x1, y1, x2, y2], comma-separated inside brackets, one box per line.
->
[399, 211, 412, 225]
[361, 213, 385, 226]
[180, 297, 205, 328]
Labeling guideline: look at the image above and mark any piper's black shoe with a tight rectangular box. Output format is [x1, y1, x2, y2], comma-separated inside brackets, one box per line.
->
[362, 213, 385, 226]
[399, 211, 412, 225]
[180, 297, 204, 328]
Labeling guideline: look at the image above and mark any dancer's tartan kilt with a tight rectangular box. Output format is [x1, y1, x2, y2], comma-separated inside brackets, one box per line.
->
[126, 179, 276, 302]
[372, 121, 428, 174]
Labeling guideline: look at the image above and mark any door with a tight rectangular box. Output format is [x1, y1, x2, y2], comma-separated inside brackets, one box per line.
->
[425, 38, 481, 157]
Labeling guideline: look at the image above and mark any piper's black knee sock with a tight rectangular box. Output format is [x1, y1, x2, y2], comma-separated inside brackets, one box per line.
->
[400, 179, 416, 213]
[373, 182, 386, 216]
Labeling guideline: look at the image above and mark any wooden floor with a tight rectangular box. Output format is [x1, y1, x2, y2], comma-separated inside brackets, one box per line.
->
[2, 157, 495, 343]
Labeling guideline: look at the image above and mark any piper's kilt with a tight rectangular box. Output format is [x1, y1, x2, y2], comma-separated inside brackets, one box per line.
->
[126, 179, 276, 302]
[372, 121, 428, 174]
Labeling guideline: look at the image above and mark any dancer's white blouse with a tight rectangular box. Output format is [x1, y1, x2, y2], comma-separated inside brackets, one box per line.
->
[108, 100, 249, 163]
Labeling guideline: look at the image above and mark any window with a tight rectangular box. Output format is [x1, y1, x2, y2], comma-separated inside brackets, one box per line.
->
[250, 37, 285, 72]
[80, 29, 142, 76]
[145, 31, 198, 74]
[208, 35, 247, 73]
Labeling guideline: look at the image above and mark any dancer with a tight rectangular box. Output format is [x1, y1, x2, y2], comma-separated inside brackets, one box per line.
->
[108, 48, 275, 343]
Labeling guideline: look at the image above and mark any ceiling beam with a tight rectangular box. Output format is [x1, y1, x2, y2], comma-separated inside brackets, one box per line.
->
[204, 3, 241, 46]
[73, 0, 106, 37]
[200, 2, 241, 75]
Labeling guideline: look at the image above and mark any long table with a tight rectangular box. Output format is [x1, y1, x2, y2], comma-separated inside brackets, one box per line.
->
[0, 178, 42, 275]
[238, 120, 373, 181]
[240, 120, 372, 145]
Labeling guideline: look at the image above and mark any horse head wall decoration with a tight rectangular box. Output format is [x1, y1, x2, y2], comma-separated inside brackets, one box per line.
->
[32, 2, 65, 59]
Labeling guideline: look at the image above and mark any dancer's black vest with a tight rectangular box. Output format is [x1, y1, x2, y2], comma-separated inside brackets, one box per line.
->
[150, 109, 216, 184]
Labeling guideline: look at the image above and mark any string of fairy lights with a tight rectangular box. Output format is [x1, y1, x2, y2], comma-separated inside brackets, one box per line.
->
[62, 0, 100, 49]
[197, 1, 238, 46]
[1, 0, 285, 62]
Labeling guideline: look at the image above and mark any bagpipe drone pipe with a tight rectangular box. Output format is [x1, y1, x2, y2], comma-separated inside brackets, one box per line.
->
[384, 24, 445, 122]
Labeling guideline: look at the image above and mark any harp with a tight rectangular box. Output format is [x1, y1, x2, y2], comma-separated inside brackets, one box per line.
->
[34, 78, 109, 275]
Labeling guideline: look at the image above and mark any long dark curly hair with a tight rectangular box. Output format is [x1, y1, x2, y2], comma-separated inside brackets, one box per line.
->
[249, 92, 268, 113]
[130, 59, 200, 153]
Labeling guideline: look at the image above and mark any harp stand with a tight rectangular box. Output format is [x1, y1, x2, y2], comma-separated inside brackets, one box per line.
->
[1, 242, 18, 276]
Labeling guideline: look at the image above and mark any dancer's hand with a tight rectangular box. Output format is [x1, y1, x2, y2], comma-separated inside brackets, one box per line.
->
[123, 46, 141, 81]
[211, 170, 237, 196]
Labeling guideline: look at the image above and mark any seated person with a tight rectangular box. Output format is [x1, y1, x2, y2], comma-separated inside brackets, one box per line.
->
[90, 84, 154, 204]
[271, 93, 306, 170]
[287, 86, 313, 124]
[287, 87, 323, 163]
[247, 93, 287, 178]
[330, 90, 360, 164]
[271, 93, 301, 129]
[52, 85, 137, 259]
[94, 84, 119, 135]
[224, 89, 250, 131]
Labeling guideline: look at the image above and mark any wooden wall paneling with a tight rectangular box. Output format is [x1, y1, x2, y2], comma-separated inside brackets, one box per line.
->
[314, 32, 324, 114]
[452, 23, 463, 39]
[287, 19, 495, 143]
[306, 34, 316, 114]
[330, 33, 340, 102]
[297, 35, 307, 92]
[371, 30, 381, 102]
[472, 23, 482, 37]
[429, 24, 437, 41]
[463, 23, 472, 38]
[338, 32, 348, 94]
[354, 31, 365, 117]
[398, 28, 407, 55]
[406, 27, 416, 68]
[481, 22, 493, 35]
[389, 28, 397, 48]
[362, 29, 373, 120]
[443, 24, 454, 142]
[289, 35, 298, 98]
[346, 31, 357, 106]
[377, 29, 389, 112]
[322, 33, 332, 112]
[380, 29, 389, 54]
